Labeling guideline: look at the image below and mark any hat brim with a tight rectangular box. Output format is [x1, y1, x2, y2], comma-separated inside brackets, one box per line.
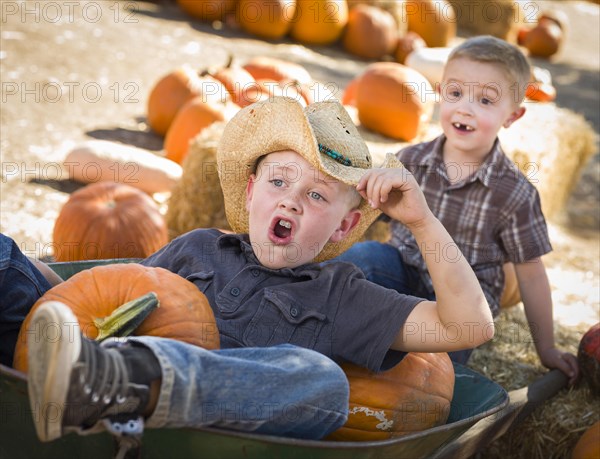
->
[217, 97, 401, 262]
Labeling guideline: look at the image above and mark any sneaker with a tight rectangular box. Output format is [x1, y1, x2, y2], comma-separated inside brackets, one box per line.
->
[27, 301, 159, 442]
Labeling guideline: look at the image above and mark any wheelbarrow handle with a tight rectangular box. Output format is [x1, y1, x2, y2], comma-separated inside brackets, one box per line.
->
[430, 369, 568, 459]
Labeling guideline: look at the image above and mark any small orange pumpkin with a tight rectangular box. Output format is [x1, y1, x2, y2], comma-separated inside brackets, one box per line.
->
[209, 56, 258, 107]
[177, 0, 237, 21]
[342, 77, 361, 106]
[571, 420, 600, 459]
[52, 182, 168, 262]
[13, 264, 220, 372]
[147, 67, 230, 136]
[242, 56, 312, 85]
[278, 79, 336, 106]
[525, 81, 556, 102]
[343, 4, 398, 60]
[164, 98, 239, 164]
[290, 0, 348, 46]
[395, 31, 427, 65]
[405, 0, 456, 47]
[327, 352, 455, 441]
[355, 62, 435, 141]
[237, 0, 296, 40]
[524, 21, 563, 58]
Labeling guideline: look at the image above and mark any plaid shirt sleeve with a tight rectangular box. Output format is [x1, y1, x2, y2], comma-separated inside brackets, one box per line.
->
[497, 181, 552, 263]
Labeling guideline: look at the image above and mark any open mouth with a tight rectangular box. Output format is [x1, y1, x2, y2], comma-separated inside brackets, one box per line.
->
[270, 218, 293, 243]
[452, 122, 474, 132]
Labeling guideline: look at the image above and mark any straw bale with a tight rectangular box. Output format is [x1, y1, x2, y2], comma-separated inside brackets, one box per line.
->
[469, 306, 600, 459]
[499, 101, 598, 220]
[448, 0, 532, 43]
[165, 122, 230, 240]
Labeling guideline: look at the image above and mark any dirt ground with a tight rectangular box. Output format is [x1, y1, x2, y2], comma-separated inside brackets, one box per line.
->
[1, 0, 598, 334]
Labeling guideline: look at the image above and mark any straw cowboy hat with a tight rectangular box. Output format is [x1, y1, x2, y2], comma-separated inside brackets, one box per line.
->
[217, 96, 401, 262]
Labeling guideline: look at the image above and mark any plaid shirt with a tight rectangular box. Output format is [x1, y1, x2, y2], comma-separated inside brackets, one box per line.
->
[389, 135, 552, 316]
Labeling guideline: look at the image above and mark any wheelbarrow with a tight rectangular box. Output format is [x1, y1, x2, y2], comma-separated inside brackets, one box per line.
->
[0, 260, 569, 458]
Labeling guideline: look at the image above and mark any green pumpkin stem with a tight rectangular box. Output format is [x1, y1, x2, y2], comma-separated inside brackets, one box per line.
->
[94, 292, 160, 342]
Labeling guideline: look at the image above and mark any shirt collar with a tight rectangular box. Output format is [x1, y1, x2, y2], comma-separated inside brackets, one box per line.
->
[216, 232, 320, 277]
[476, 138, 506, 187]
[422, 135, 506, 188]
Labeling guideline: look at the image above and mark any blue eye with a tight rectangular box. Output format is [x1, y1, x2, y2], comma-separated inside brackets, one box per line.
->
[309, 191, 324, 201]
[271, 179, 284, 187]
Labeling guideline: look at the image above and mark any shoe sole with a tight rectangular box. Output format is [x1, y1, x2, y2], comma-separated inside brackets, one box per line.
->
[27, 301, 82, 442]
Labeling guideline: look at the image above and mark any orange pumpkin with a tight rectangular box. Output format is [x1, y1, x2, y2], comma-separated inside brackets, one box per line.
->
[242, 56, 312, 85]
[538, 9, 569, 32]
[327, 353, 455, 441]
[278, 79, 336, 106]
[405, 0, 456, 47]
[237, 0, 296, 40]
[395, 31, 427, 65]
[343, 4, 398, 60]
[147, 67, 230, 136]
[342, 76, 361, 106]
[52, 182, 168, 262]
[572, 420, 600, 459]
[524, 21, 563, 58]
[355, 62, 435, 141]
[209, 56, 259, 107]
[525, 81, 556, 102]
[13, 264, 220, 372]
[164, 98, 239, 164]
[177, 0, 237, 21]
[290, 0, 348, 46]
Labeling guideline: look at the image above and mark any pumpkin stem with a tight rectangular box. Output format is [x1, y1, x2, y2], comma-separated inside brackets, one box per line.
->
[94, 292, 160, 342]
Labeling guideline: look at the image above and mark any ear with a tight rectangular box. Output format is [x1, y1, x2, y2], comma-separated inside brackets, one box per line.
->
[329, 209, 362, 243]
[245, 174, 256, 212]
[503, 106, 526, 128]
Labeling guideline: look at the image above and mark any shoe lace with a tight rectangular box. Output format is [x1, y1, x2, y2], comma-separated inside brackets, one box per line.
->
[80, 340, 130, 407]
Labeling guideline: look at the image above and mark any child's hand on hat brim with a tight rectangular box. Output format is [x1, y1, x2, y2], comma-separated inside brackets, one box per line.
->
[357, 168, 434, 230]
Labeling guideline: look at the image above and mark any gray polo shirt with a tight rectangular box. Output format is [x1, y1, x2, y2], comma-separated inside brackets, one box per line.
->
[142, 229, 422, 372]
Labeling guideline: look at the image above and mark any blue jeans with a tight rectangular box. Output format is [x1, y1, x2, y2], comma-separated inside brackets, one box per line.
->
[127, 338, 348, 439]
[334, 241, 474, 364]
[0, 234, 52, 367]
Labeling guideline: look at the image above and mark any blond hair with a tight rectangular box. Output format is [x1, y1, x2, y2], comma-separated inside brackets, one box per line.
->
[448, 35, 531, 104]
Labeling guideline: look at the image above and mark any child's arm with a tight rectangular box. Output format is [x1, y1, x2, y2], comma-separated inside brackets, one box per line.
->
[357, 167, 494, 352]
[515, 258, 579, 385]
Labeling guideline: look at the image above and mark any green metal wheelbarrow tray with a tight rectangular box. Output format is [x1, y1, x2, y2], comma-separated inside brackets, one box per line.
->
[0, 260, 569, 459]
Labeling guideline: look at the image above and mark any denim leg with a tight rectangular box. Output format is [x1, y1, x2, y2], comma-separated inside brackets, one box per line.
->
[0, 234, 52, 367]
[334, 241, 422, 295]
[128, 338, 349, 440]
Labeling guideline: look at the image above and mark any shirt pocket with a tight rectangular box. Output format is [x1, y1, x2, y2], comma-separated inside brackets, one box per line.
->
[185, 270, 215, 294]
[243, 289, 326, 349]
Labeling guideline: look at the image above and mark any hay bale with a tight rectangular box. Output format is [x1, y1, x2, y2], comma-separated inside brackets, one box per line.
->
[448, 0, 532, 43]
[165, 122, 230, 240]
[499, 102, 598, 220]
[469, 306, 600, 459]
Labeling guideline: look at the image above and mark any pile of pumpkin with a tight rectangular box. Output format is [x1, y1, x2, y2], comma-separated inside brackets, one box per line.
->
[176, 0, 457, 60]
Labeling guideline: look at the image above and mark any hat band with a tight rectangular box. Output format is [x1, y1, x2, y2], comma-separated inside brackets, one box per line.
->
[318, 143, 353, 167]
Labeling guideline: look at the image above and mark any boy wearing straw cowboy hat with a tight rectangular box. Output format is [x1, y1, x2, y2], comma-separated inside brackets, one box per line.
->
[25, 97, 493, 443]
